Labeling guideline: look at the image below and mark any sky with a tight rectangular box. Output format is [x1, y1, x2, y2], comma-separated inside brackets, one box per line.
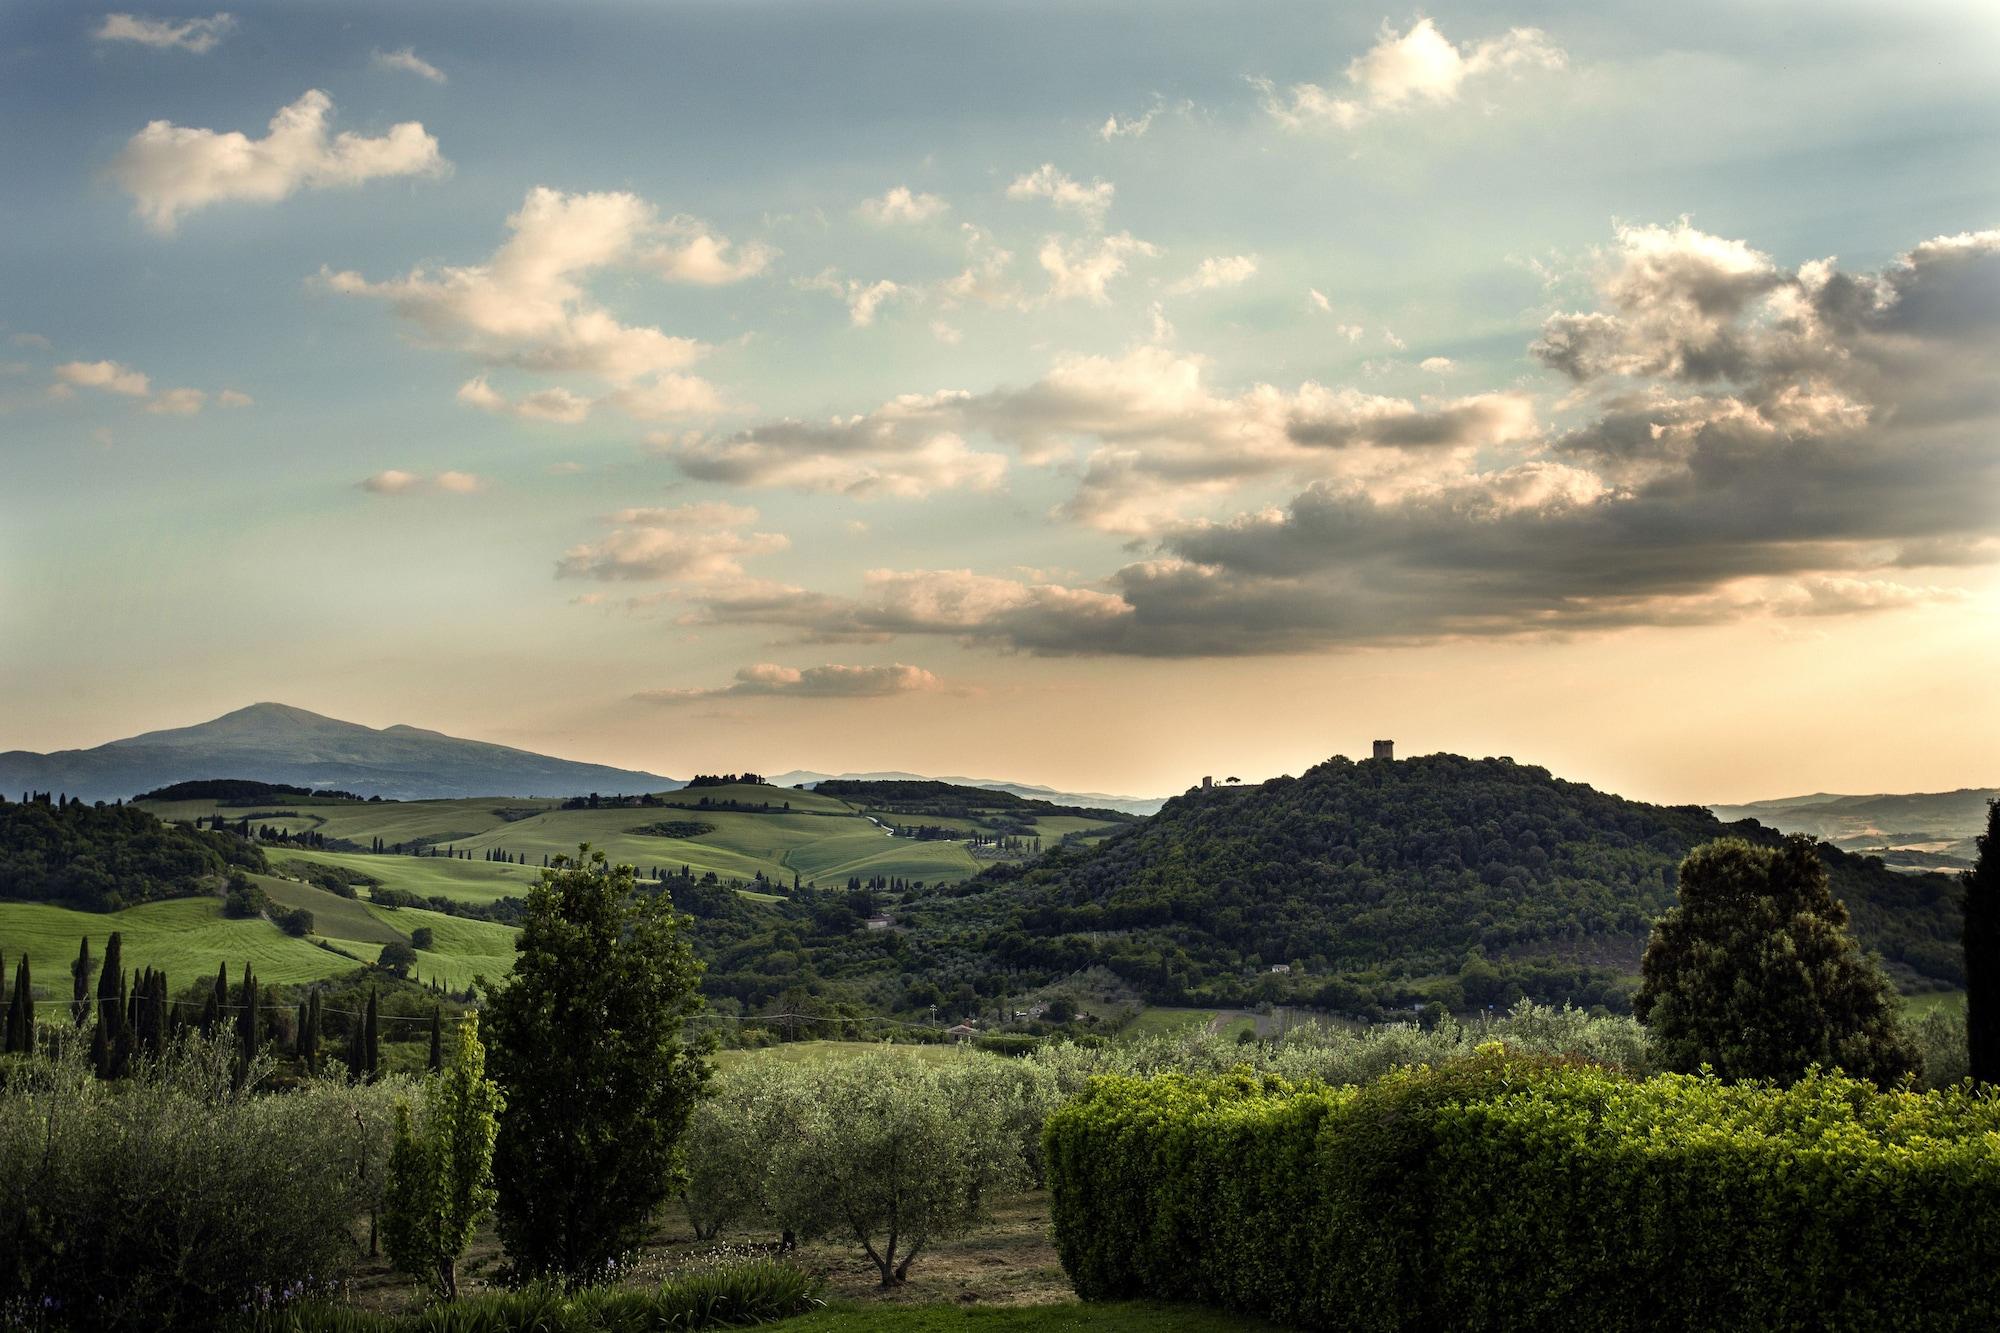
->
[2, 0, 1997, 805]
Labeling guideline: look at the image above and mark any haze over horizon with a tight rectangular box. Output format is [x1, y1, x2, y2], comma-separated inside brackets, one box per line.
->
[3, 1, 1997, 808]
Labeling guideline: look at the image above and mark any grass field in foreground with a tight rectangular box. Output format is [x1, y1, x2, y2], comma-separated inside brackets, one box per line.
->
[1119, 1007, 1225, 1039]
[769, 1302, 1284, 1331]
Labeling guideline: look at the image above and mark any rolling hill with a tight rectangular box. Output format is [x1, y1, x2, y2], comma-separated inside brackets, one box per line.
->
[0, 703, 683, 802]
[917, 752, 1966, 1013]
[1709, 787, 1997, 870]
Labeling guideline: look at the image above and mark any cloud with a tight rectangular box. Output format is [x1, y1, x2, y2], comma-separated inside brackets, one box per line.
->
[54, 360, 150, 397]
[858, 187, 948, 225]
[635, 661, 941, 703]
[1260, 18, 1564, 131]
[110, 89, 446, 232]
[654, 393, 1008, 499]
[359, 469, 486, 495]
[1007, 164, 1115, 225]
[556, 502, 789, 582]
[681, 343, 1535, 534]
[1099, 97, 1192, 141]
[373, 47, 446, 83]
[145, 387, 206, 415]
[457, 375, 592, 424]
[326, 187, 746, 420]
[95, 12, 234, 53]
[359, 469, 421, 494]
[1038, 231, 1160, 304]
[1418, 356, 1455, 374]
[687, 222, 2000, 656]
[1308, 289, 1332, 312]
[799, 270, 905, 327]
[643, 223, 776, 285]
[217, 389, 253, 407]
[1164, 254, 1257, 297]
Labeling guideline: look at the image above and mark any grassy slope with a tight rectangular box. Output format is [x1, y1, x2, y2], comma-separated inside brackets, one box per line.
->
[281, 848, 539, 905]
[0, 896, 358, 988]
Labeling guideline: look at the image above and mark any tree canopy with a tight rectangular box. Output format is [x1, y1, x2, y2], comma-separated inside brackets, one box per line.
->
[1634, 836, 1918, 1087]
[484, 846, 709, 1282]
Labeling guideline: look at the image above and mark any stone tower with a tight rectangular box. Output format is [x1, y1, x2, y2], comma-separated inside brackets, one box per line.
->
[1372, 739, 1394, 761]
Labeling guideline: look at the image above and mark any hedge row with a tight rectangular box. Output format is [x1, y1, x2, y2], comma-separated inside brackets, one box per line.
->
[1044, 1048, 2000, 1332]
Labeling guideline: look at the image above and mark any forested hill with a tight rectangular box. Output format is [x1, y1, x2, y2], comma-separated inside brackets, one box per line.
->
[958, 753, 1962, 1009]
[0, 795, 266, 911]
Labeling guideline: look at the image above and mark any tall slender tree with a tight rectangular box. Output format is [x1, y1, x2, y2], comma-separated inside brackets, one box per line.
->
[365, 989, 381, 1081]
[429, 1006, 444, 1073]
[70, 936, 93, 1030]
[4, 954, 30, 1054]
[96, 931, 124, 1049]
[234, 963, 259, 1086]
[1966, 800, 2000, 1086]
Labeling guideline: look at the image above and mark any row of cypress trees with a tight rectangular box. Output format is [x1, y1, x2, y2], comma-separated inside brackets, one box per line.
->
[0, 930, 427, 1084]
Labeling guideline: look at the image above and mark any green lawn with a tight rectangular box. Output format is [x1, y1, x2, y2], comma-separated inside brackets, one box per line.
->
[0, 896, 360, 990]
[770, 1302, 1285, 1331]
[281, 849, 539, 906]
[712, 1039, 967, 1070]
[1901, 990, 1967, 1018]
[256, 874, 407, 946]
[1119, 1007, 1225, 1040]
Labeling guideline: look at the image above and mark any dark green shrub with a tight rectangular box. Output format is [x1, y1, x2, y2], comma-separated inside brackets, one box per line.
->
[1046, 1049, 2000, 1332]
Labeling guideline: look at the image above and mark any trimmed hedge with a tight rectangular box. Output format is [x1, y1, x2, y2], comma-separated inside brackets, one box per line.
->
[1045, 1048, 2000, 1332]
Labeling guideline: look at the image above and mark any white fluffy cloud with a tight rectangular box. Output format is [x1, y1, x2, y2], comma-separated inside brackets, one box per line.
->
[672, 342, 1534, 532]
[359, 468, 487, 495]
[373, 48, 446, 83]
[677, 221, 2000, 657]
[145, 387, 206, 415]
[1164, 254, 1257, 297]
[327, 187, 754, 421]
[95, 12, 234, 53]
[556, 503, 789, 582]
[1261, 18, 1565, 131]
[1038, 232, 1160, 303]
[110, 90, 446, 232]
[54, 360, 150, 397]
[799, 270, 905, 327]
[858, 186, 949, 225]
[636, 661, 941, 703]
[1007, 164, 1115, 225]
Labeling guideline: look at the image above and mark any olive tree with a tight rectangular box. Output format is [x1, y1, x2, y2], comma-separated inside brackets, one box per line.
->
[757, 1052, 1029, 1286]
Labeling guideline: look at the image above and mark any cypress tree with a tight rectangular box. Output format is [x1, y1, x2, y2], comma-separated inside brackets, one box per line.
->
[4, 954, 29, 1054]
[145, 970, 168, 1056]
[364, 989, 380, 1082]
[429, 1005, 443, 1073]
[1967, 800, 2000, 1085]
[70, 936, 93, 1030]
[203, 961, 227, 1036]
[96, 932, 124, 1047]
[234, 963, 258, 1086]
[109, 970, 133, 1079]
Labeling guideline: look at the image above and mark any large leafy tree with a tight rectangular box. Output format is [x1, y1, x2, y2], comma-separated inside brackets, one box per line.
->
[485, 846, 709, 1282]
[383, 1015, 504, 1300]
[1634, 836, 1918, 1087]
[1966, 800, 2000, 1085]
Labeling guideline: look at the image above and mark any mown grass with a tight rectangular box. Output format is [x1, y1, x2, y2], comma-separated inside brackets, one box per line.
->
[0, 896, 358, 988]
[1900, 989, 1967, 1018]
[710, 1040, 967, 1071]
[767, 1302, 1285, 1331]
[1118, 1007, 1224, 1040]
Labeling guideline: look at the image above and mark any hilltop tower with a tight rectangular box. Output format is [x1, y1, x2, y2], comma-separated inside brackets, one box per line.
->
[1372, 739, 1394, 761]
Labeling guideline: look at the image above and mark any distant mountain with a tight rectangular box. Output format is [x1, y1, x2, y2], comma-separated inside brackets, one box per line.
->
[943, 752, 1964, 1009]
[771, 768, 1165, 816]
[1709, 787, 1997, 868]
[0, 703, 683, 803]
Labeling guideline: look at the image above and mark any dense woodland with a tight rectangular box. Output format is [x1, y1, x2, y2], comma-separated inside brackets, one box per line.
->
[0, 794, 266, 911]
